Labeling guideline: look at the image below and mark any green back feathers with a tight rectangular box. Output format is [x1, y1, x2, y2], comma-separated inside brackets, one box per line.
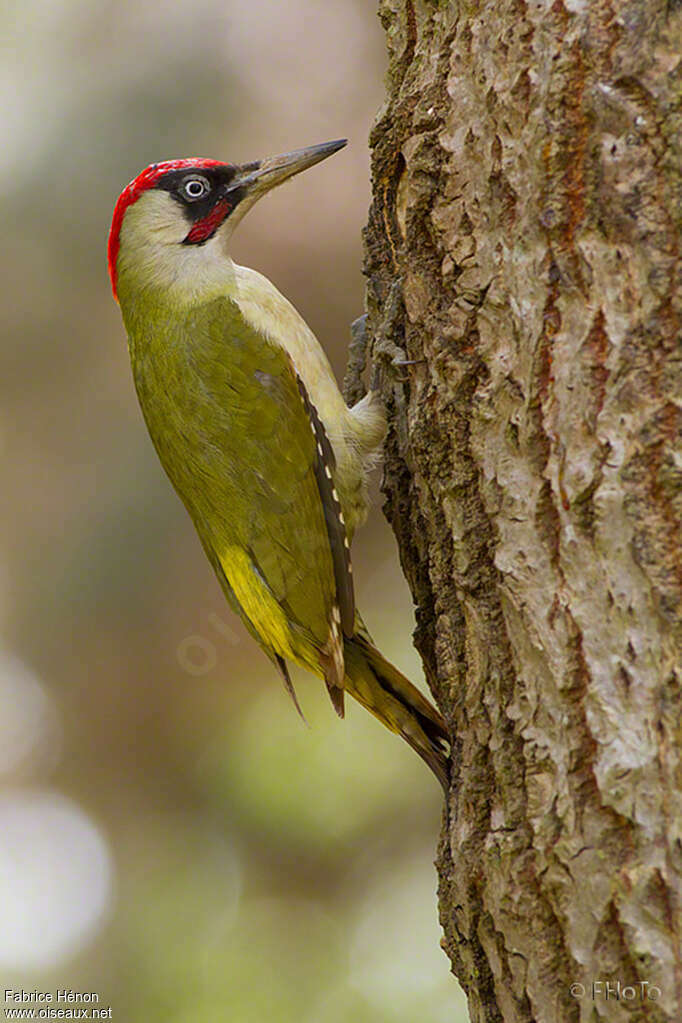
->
[117, 277, 449, 787]
[122, 290, 346, 685]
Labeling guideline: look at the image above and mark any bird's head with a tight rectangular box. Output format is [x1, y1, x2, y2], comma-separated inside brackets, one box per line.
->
[108, 139, 347, 301]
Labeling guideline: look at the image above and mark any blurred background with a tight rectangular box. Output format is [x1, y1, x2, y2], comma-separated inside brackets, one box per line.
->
[0, 1, 466, 1019]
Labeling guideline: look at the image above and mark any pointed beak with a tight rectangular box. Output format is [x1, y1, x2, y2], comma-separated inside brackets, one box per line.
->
[230, 139, 347, 197]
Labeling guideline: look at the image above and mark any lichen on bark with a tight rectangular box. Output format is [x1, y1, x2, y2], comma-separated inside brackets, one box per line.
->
[364, 2, 682, 1021]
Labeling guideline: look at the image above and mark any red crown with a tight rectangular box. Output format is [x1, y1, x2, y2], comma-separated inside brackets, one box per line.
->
[108, 158, 226, 299]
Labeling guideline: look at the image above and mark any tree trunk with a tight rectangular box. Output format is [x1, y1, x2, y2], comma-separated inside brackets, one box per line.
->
[360, 2, 681, 1020]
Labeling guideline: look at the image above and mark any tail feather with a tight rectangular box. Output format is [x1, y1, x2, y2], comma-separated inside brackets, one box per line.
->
[343, 633, 450, 792]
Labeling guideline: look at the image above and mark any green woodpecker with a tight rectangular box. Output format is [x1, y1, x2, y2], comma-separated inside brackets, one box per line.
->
[108, 139, 449, 789]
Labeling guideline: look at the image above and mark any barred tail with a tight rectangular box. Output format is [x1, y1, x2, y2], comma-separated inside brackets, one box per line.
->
[343, 633, 450, 792]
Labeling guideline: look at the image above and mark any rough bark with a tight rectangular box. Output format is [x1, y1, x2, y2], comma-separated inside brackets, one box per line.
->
[361, 2, 682, 1021]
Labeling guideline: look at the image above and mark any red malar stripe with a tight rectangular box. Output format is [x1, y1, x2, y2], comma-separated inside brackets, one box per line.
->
[184, 198, 232, 245]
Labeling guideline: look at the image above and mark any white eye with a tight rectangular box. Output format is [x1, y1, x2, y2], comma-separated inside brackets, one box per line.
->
[182, 176, 210, 200]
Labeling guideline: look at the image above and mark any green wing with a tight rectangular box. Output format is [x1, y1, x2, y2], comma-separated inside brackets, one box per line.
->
[170, 295, 352, 707]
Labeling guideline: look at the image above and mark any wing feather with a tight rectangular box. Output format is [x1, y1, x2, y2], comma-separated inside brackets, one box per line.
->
[172, 296, 352, 714]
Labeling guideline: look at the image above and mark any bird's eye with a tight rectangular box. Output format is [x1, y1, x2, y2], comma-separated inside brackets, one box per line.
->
[182, 176, 210, 200]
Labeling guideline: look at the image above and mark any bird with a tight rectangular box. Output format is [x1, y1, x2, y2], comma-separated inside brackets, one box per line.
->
[108, 138, 449, 790]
